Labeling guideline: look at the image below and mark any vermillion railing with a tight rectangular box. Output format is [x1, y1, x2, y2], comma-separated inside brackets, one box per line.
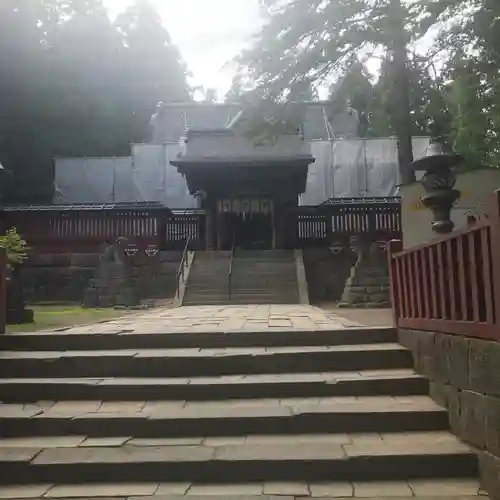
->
[1, 205, 206, 253]
[388, 190, 500, 341]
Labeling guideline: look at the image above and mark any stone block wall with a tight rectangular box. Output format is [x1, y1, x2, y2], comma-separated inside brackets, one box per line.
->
[21, 253, 100, 303]
[399, 329, 500, 499]
[20, 251, 181, 305]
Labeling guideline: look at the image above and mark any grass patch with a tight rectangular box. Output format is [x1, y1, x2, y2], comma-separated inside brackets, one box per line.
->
[6, 305, 129, 333]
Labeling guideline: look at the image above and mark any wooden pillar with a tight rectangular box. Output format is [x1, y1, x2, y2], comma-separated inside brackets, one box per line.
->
[204, 198, 216, 250]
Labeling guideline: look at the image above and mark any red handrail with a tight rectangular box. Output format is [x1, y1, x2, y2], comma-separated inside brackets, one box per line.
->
[388, 190, 500, 341]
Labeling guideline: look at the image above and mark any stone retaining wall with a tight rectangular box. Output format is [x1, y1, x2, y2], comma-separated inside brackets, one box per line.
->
[302, 247, 390, 307]
[21, 253, 100, 302]
[21, 251, 181, 304]
[399, 329, 500, 499]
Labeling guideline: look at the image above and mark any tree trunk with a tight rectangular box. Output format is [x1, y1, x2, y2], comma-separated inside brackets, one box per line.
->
[389, 0, 416, 185]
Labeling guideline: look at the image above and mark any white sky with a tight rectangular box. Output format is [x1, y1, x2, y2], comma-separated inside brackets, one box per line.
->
[104, 0, 263, 99]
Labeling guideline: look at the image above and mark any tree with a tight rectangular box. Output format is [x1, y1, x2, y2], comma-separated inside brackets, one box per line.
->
[115, 1, 190, 141]
[0, 228, 29, 269]
[233, 0, 455, 183]
[0, 0, 191, 203]
[433, 0, 500, 168]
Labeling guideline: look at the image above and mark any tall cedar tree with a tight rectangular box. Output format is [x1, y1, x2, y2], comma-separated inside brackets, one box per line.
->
[0, 0, 190, 203]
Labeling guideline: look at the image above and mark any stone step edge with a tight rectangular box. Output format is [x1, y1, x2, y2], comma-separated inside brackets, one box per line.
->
[1, 494, 487, 500]
[0, 429, 467, 447]
[0, 451, 478, 485]
[0, 350, 414, 378]
[0, 342, 407, 359]
[0, 374, 429, 402]
[0, 408, 450, 438]
[0, 328, 397, 350]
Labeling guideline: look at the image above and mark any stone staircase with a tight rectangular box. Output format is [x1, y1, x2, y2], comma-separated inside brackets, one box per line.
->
[0, 325, 486, 499]
[183, 250, 298, 305]
[182, 251, 232, 306]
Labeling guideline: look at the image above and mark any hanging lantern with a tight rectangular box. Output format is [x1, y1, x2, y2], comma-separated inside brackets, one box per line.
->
[329, 242, 344, 255]
[145, 245, 159, 257]
[124, 244, 139, 258]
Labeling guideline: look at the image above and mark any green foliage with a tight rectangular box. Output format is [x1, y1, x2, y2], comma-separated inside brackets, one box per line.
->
[0, 0, 191, 203]
[232, 0, 500, 173]
[0, 228, 29, 268]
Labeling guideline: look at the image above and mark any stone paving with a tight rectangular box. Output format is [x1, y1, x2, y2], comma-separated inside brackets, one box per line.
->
[0, 478, 488, 499]
[44, 305, 364, 335]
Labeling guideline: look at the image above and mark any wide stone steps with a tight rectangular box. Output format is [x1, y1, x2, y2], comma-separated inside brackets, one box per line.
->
[0, 397, 450, 438]
[183, 250, 299, 306]
[0, 430, 476, 485]
[184, 297, 297, 306]
[0, 370, 428, 402]
[0, 344, 413, 378]
[0, 327, 398, 350]
[0, 325, 482, 496]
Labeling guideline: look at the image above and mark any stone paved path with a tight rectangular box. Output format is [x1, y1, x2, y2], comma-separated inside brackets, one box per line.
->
[47, 305, 364, 335]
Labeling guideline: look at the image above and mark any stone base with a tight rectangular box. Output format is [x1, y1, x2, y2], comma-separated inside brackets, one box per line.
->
[302, 248, 357, 303]
[399, 328, 500, 499]
[7, 308, 34, 325]
[340, 254, 390, 307]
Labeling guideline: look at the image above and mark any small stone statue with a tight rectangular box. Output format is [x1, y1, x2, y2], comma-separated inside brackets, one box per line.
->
[100, 237, 129, 265]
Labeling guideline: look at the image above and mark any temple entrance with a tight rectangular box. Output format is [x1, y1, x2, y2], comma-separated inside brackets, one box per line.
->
[217, 198, 274, 250]
[231, 212, 273, 249]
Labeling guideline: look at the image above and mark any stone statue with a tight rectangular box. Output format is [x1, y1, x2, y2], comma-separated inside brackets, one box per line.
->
[83, 237, 138, 308]
[100, 237, 129, 265]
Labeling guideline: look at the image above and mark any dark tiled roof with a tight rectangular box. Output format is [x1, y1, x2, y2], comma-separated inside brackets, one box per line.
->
[3, 202, 171, 212]
[150, 101, 354, 143]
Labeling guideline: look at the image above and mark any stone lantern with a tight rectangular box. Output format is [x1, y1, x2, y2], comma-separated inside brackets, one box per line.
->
[411, 121, 464, 234]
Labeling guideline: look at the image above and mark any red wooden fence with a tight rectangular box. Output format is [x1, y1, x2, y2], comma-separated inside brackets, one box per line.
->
[388, 190, 500, 341]
[1, 205, 206, 253]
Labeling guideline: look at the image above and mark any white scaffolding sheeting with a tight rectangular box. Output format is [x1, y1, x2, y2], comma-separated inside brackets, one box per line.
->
[54, 138, 430, 207]
[53, 145, 197, 208]
[300, 137, 430, 205]
[53, 157, 123, 204]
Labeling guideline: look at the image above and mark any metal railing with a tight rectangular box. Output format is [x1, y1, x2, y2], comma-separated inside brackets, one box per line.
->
[175, 235, 192, 300]
[228, 234, 236, 301]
